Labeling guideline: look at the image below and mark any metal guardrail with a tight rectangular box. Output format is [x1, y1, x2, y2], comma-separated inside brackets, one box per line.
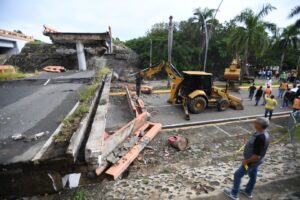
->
[288, 110, 300, 144]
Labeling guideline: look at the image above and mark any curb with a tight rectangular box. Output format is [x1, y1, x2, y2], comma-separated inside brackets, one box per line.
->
[162, 111, 291, 129]
[32, 101, 80, 162]
[66, 81, 104, 162]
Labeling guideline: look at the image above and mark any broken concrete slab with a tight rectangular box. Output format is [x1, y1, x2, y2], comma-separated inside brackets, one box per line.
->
[85, 73, 112, 166]
[66, 83, 103, 162]
[102, 120, 135, 159]
[105, 122, 162, 180]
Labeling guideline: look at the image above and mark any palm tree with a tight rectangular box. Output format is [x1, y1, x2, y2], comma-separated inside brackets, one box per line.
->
[192, 8, 216, 68]
[273, 26, 299, 72]
[289, 5, 300, 29]
[228, 4, 276, 77]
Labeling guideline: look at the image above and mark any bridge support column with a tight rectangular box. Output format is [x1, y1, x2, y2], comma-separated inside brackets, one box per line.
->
[76, 41, 87, 71]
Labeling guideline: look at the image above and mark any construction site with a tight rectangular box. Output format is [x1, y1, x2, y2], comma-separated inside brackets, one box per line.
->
[1, 1, 300, 200]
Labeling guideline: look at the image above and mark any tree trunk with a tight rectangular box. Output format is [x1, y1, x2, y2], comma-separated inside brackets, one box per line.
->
[242, 40, 249, 81]
[279, 52, 285, 72]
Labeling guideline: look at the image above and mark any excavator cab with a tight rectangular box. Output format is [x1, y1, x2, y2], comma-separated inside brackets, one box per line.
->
[180, 71, 213, 97]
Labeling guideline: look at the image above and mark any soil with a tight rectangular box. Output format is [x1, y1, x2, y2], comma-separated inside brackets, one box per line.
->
[34, 117, 300, 200]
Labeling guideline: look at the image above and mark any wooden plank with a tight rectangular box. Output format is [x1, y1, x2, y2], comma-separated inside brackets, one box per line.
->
[105, 123, 162, 180]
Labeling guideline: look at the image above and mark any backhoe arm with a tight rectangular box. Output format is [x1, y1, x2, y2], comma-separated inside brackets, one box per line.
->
[136, 61, 183, 104]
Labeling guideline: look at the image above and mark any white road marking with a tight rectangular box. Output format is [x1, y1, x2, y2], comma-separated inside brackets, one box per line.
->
[213, 125, 231, 137]
[43, 79, 50, 86]
[274, 124, 284, 128]
[237, 125, 252, 134]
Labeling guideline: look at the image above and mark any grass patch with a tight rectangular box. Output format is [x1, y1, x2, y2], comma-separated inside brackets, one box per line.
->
[142, 177, 150, 184]
[160, 168, 172, 174]
[0, 67, 32, 81]
[29, 39, 45, 45]
[153, 86, 171, 90]
[293, 125, 300, 141]
[72, 189, 87, 200]
[53, 67, 110, 143]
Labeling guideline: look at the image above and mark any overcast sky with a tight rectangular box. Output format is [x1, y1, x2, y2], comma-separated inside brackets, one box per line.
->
[0, 0, 298, 43]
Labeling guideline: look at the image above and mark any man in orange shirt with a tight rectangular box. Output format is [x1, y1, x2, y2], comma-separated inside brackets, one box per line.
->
[278, 81, 288, 99]
[293, 96, 300, 113]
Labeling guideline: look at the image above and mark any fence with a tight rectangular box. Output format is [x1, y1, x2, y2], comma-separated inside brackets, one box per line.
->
[288, 110, 300, 143]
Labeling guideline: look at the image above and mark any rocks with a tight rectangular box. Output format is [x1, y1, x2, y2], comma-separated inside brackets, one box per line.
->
[5, 43, 139, 79]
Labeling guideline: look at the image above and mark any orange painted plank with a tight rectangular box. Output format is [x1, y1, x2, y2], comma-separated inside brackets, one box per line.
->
[105, 123, 162, 180]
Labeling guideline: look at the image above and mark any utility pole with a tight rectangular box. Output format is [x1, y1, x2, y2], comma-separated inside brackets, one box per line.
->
[168, 16, 174, 63]
[149, 39, 152, 67]
[198, 13, 208, 72]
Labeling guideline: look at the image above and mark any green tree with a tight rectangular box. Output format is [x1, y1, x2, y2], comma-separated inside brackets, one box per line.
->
[289, 5, 300, 29]
[228, 3, 276, 76]
[273, 26, 299, 71]
[192, 8, 216, 67]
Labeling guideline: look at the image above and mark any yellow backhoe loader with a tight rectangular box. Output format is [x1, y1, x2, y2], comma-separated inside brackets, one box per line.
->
[136, 61, 244, 120]
[224, 59, 255, 91]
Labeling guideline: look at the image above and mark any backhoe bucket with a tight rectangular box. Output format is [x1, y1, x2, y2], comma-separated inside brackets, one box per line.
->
[228, 94, 244, 110]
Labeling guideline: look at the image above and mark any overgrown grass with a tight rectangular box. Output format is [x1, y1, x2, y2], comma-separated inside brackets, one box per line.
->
[294, 125, 300, 141]
[53, 67, 110, 143]
[0, 66, 32, 81]
[72, 189, 87, 200]
[29, 39, 45, 45]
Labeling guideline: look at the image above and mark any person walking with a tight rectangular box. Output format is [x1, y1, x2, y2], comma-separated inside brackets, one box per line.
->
[278, 80, 288, 99]
[279, 71, 287, 82]
[254, 86, 263, 106]
[262, 85, 272, 105]
[281, 88, 292, 108]
[223, 117, 270, 200]
[248, 83, 256, 100]
[264, 95, 277, 120]
[293, 96, 300, 113]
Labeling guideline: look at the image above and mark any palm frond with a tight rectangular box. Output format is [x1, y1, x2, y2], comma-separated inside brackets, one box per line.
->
[257, 3, 276, 19]
[289, 5, 300, 18]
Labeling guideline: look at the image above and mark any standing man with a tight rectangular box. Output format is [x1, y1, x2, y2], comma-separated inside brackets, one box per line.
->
[248, 83, 256, 100]
[254, 86, 263, 106]
[135, 75, 142, 97]
[278, 80, 288, 99]
[281, 88, 292, 108]
[293, 96, 300, 113]
[264, 95, 277, 120]
[223, 117, 270, 200]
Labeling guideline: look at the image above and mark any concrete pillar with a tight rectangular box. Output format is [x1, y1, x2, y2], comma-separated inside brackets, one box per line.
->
[108, 26, 113, 53]
[76, 41, 87, 71]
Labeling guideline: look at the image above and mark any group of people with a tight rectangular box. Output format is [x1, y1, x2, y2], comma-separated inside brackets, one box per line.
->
[248, 81, 300, 120]
[256, 69, 273, 79]
[255, 68, 299, 83]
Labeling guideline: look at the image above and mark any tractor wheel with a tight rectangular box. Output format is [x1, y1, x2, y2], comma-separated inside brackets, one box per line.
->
[217, 98, 230, 111]
[188, 96, 207, 114]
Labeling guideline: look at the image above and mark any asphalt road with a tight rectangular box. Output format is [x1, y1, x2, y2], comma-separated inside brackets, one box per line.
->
[0, 71, 95, 165]
[141, 89, 292, 126]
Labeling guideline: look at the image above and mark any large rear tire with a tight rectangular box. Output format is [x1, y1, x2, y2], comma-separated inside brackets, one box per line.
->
[187, 96, 207, 114]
